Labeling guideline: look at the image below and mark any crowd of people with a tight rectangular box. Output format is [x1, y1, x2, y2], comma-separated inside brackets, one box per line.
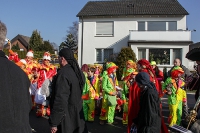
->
[1, 20, 200, 133]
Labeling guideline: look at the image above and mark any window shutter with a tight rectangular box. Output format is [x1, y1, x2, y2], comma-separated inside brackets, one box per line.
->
[96, 22, 113, 35]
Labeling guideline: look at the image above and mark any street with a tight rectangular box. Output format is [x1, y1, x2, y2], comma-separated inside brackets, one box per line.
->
[29, 93, 196, 133]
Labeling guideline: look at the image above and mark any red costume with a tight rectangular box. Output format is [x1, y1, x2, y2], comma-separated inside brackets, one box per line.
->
[35, 52, 57, 117]
[127, 59, 168, 133]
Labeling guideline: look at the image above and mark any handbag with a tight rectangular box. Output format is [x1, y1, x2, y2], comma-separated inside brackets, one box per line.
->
[107, 95, 117, 106]
[34, 88, 46, 104]
[34, 70, 47, 104]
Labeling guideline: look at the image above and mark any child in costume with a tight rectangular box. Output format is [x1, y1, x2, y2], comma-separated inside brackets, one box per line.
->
[162, 66, 187, 126]
[94, 64, 101, 76]
[82, 67, 99, 122]
[99, 62, 119, 125]
[81, 64, 89, 120]
[82, 72, 92, 121]
[121, 60, 137, 125]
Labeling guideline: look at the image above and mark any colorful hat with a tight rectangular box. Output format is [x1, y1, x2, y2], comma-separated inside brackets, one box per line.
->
[43, 51, 51, 60]
[137, 59, 150, 68]
[150, 61, 157, 66]
[137, 59, 155, 76]
[127, 60, 137, 68]
[26, 50, 34, 57]
[106, 62, 118, 70]
[171, 66, 184, 78]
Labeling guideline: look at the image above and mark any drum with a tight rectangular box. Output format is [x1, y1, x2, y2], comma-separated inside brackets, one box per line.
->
[186, 73, 199, 90]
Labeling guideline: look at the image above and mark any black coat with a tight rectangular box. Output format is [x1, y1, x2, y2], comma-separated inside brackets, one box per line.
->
[49, 64, 87, 133]
[0, 51, 32, 133]
[133, 86, 161, 133]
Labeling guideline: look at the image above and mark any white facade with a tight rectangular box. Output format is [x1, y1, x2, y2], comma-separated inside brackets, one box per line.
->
[78, 15, 193, 70]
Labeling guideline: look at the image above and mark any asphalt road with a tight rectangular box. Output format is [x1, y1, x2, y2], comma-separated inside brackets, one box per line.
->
[29, 93, 196, 133]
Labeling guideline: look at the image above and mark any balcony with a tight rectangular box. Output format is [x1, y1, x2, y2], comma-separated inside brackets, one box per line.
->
[129, 30, 191, 42]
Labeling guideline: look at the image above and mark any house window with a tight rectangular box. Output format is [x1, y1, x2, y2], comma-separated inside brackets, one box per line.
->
[144, 48, 182, 65]
[137, 21, 178, 31]
[96, 48, 113, 62]
[96, 22, 114, 36]
[173, 48, 182, 61]
[138, 21, 145, 31]
[148, 21, 166, 31]
[168, 22, 177, 31]
[138, 49, 146, 60]
[149, 49, 170, 65]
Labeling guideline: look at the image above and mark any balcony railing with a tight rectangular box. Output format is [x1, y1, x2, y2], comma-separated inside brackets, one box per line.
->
[129, 30, 191, 41]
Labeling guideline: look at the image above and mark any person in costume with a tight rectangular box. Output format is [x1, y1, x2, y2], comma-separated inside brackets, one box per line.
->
[26, 51, 40, 110]
[81, 64, 95, 121]
[99, 62, 119, 125]
[35, 51, 57, 117]
[94, 64, 101, 76]
[121, 60, 137, 125]
[81, 64, 90, 120]
[8, 49, 38, 80]
[82, 67, 99, 122]
[88, 66, 101, 116]
[162, 66, 187, 126]
[127, 59, 168, 133]
[132, 72, 161, 133]
[151, 61, 164, 97]
[25, 50, 38, 73]
[8, 49, 38, 109]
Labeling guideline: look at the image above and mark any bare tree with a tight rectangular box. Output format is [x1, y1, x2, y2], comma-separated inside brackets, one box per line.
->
[67, 21, 78, 43]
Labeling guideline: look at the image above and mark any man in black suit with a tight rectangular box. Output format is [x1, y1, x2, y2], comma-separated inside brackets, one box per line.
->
[0, 20, 32, 133]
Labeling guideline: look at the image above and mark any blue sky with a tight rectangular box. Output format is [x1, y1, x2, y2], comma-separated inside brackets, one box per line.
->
[0, 0, 199, 46]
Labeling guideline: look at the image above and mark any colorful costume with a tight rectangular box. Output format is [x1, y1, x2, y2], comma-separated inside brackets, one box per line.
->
[82, 72, 99, 121]
[9, 50, 38, 109]
[94, 64, 102, 76]
[121, 60, 137, 124]
[99, 62, 118, 124]
[128, 59, 168, 133]
[162, 66, 187, 126]
[25, 50, 39, 109]
[35, 52, 57, 117]
[151, 61, 164, 97]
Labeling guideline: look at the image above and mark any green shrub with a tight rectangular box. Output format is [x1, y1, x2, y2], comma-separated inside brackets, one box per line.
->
[116, 47, 137, 80]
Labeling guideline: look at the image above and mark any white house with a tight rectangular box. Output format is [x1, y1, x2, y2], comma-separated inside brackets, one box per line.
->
[77, 0, 193, 70]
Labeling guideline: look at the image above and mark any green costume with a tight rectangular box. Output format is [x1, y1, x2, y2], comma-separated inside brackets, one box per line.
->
[121, 60, 136, 124]
[99, 62, 118, 123]
[162, 66, 187, 126]
[82, 72, 98, 121]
